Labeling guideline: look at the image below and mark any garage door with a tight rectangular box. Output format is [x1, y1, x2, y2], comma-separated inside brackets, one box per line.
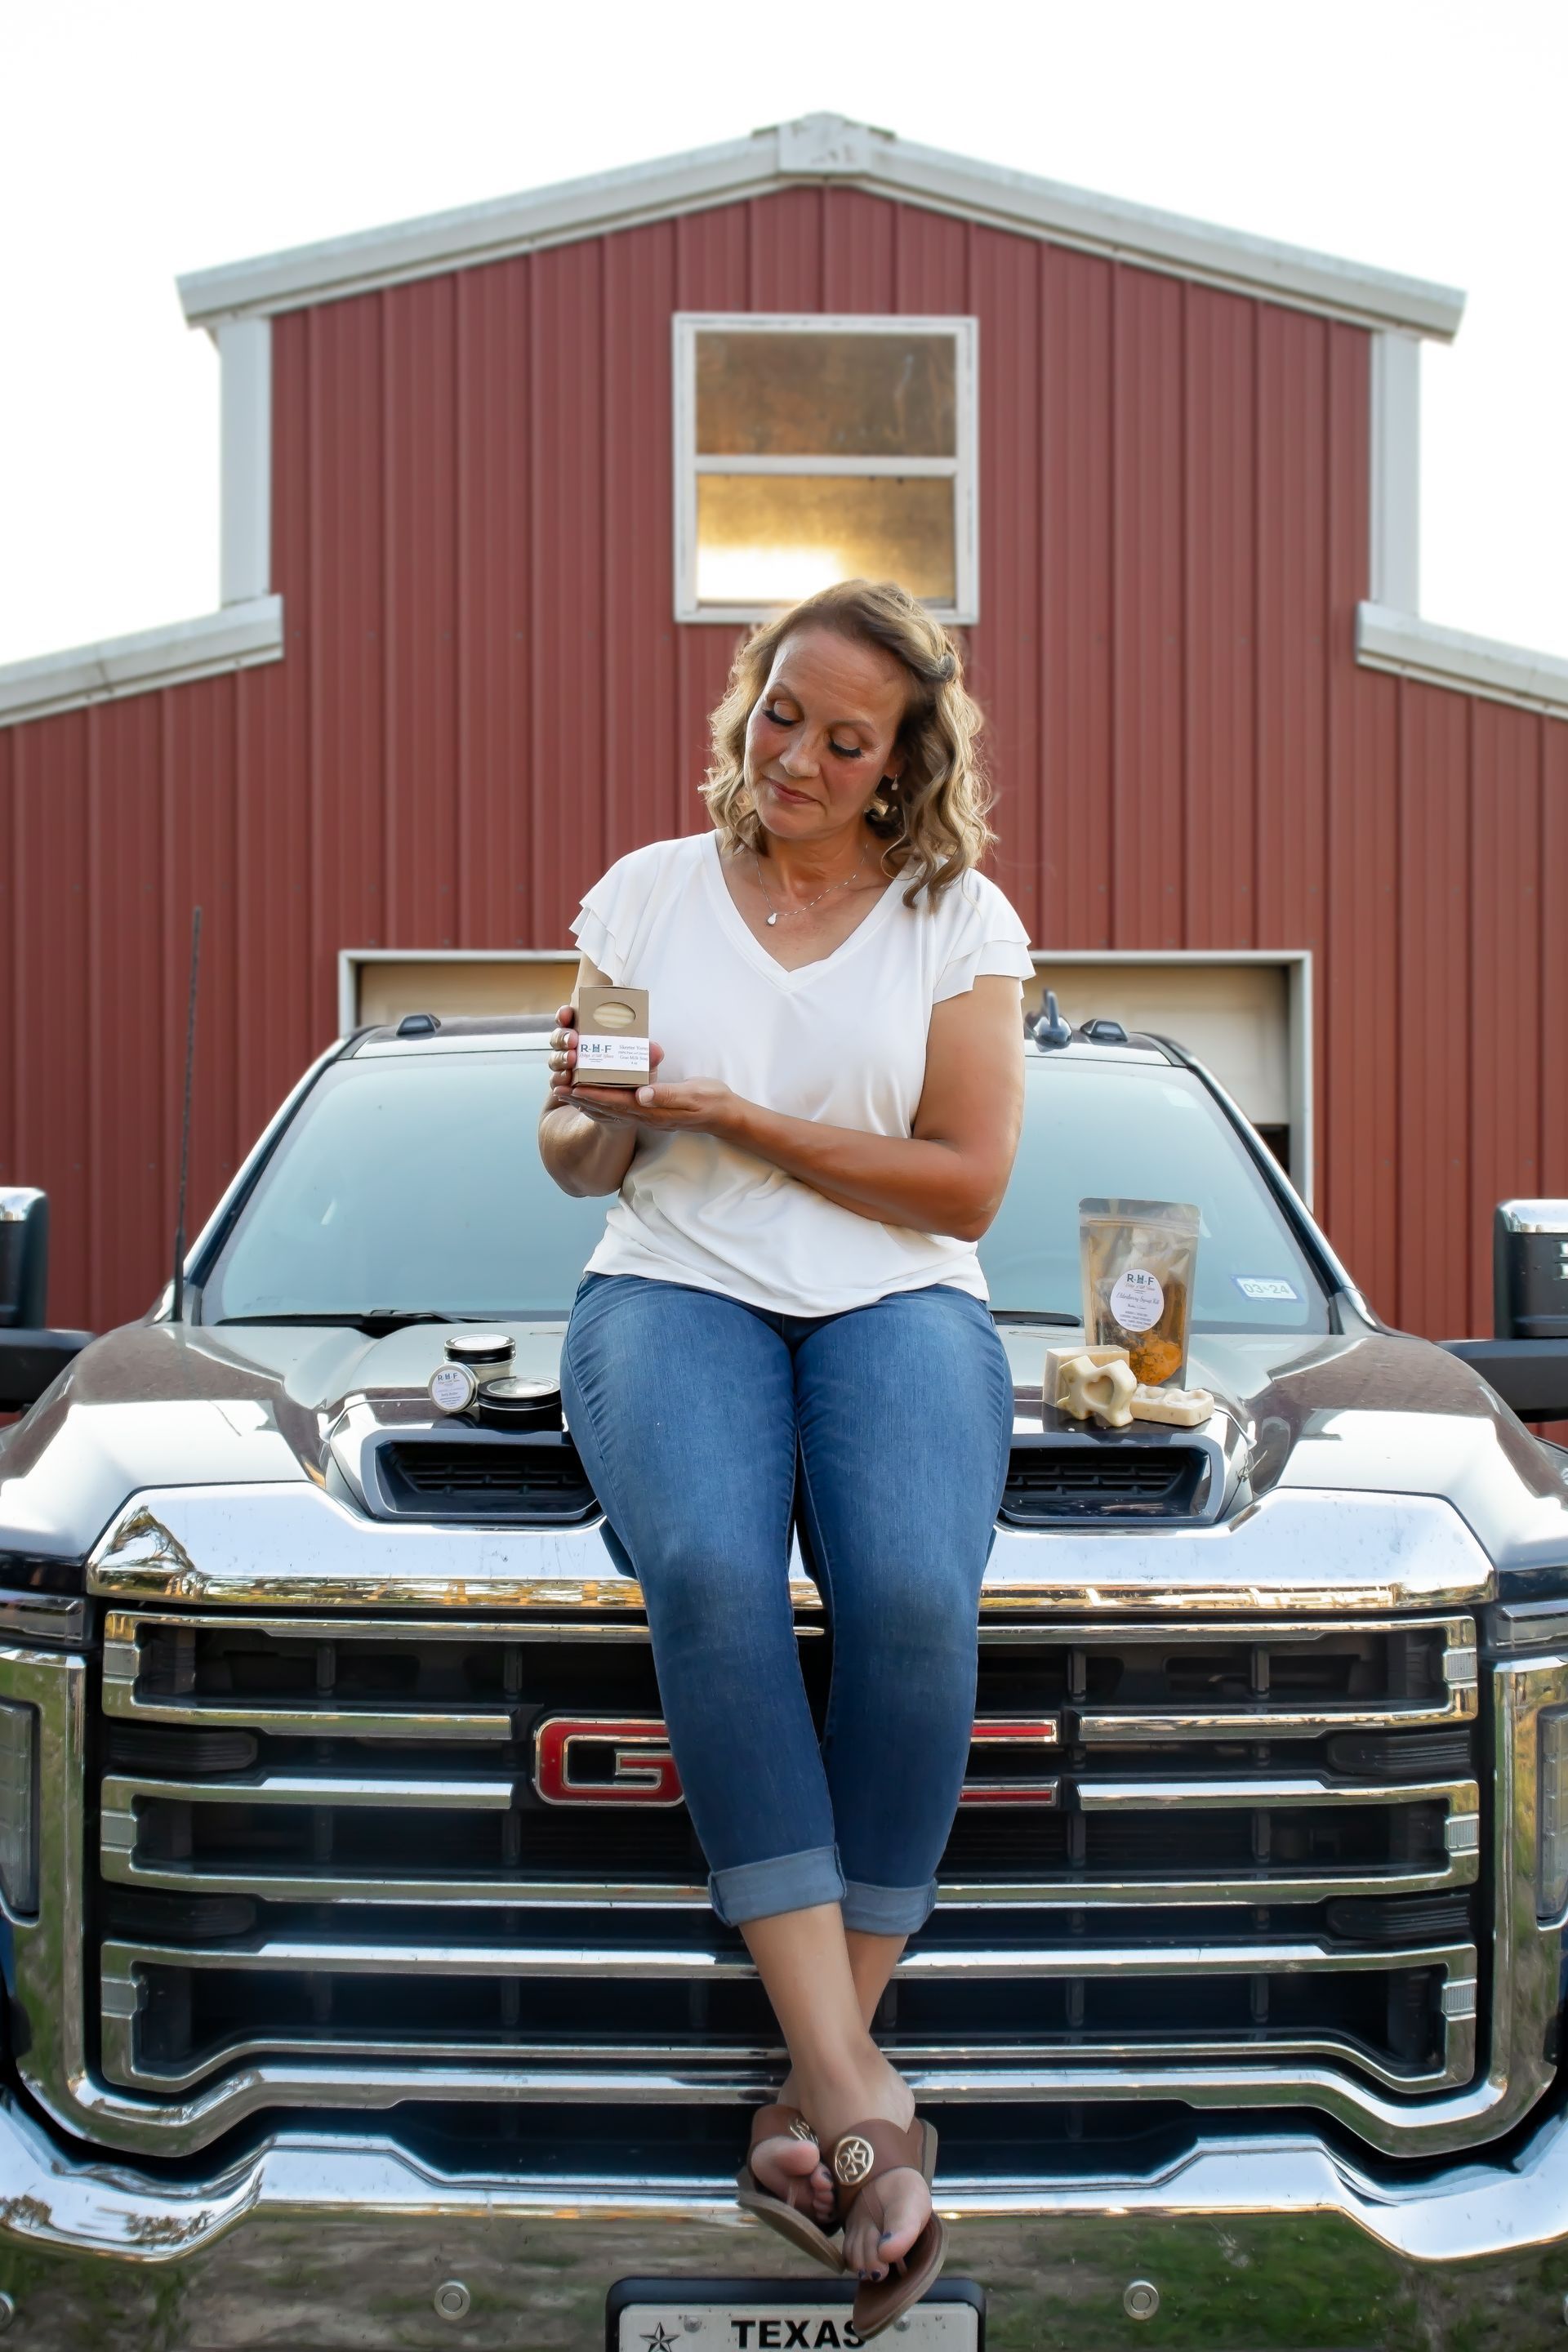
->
[350, 956, 578, 1028]
[1032, 959, 1301, 1180]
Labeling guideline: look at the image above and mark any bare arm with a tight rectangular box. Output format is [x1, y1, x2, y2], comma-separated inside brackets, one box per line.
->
[547, 973, 1024, 1241]
[537, 954, 665, 1198]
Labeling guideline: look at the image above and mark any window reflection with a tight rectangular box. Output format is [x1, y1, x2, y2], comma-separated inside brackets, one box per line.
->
[695, 474, 956, 607]
[696, 331, 957, 458]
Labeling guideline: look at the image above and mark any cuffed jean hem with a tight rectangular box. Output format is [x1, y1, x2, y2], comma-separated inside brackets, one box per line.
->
[840, 1878, 938, 1935]
[708, 1845, 846, 1927]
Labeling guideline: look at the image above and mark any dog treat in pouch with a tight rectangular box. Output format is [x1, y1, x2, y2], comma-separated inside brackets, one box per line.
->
[575, 987, 650, 1088]
[1079, 1197, 1200, 1388]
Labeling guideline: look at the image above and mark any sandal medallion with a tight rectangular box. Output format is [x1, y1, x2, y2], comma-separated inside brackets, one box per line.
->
[834, 2134, 876, 2187]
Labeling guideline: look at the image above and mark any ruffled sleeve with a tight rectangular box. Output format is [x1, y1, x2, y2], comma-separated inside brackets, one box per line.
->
[932, 872, 1035, 1004]
[569, 844, 663, 983]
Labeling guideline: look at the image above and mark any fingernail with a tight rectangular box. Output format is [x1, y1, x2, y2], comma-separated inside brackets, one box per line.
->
[635, 1087, 653, 1104]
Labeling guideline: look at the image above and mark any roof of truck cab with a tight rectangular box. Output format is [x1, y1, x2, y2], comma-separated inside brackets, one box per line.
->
[345, 1013, 1178, 1066]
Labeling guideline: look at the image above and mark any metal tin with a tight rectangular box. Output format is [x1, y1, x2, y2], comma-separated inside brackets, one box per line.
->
[428, 1362, 478, 1415]
[444, 1332, 515, 1369]
[474, 1376, 562, 1431]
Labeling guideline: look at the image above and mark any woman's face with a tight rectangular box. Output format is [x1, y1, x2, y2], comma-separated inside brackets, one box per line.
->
[744, 626, 908, 844]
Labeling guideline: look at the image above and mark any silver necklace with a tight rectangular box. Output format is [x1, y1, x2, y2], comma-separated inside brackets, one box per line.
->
[749, 844, 871, 926]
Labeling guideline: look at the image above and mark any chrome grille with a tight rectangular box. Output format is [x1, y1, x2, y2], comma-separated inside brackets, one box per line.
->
[84, 1606, 1490, 2158]
[99, 1932, 1476, 2100]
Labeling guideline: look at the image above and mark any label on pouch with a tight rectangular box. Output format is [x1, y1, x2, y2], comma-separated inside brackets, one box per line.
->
[577, 1035, 648, 1073]
[1109, 1267, 1165, 1330]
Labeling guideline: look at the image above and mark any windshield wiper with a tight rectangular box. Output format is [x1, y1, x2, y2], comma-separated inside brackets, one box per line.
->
[988, 1309, 1082, 1325]
[216, 1310, 466, 1337]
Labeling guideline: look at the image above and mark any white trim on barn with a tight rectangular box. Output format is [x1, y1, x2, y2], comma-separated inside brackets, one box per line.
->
[0, 598, 283, 728]
[671, 311, 979, 625]
[1355, 603, 1568, 716]
[0, 320, 280, 732]
[1356, 326, 1568, 715]
[1368, 331, 1421, 613]
[218, 318, 272, 607]
[177, 114, 1465, 341]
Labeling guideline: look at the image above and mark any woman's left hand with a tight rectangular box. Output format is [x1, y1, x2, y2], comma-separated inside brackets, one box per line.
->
[570, 1076, 743, 1138]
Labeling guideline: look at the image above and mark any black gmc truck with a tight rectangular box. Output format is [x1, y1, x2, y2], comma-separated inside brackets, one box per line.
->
[1, 1012, 1566, 2350]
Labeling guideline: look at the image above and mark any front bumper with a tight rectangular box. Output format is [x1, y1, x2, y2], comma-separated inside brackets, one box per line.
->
[4, 2096, 1568, 2351]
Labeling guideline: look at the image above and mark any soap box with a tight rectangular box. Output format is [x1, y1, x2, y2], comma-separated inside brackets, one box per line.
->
[575, 987, 650, 1088]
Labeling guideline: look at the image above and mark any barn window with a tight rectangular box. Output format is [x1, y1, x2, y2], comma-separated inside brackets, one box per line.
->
[673, 314, 978, 624]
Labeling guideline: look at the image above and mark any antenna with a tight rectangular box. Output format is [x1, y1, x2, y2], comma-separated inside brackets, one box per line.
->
[171, 906, 203, 1324]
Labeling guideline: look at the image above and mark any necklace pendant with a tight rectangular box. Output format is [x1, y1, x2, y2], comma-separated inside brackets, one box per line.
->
[766, 911, 778, 926]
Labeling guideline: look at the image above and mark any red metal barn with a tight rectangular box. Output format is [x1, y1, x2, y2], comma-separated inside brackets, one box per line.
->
[1, 114, 1564, 1352]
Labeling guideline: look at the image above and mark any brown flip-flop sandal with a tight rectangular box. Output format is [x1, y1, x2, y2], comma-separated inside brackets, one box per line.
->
[735, 2102, 844, 2274]
[829, 2115, 946, 2340]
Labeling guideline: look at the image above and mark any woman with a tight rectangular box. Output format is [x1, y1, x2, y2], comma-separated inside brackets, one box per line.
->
[539, 577, 1029, 2337]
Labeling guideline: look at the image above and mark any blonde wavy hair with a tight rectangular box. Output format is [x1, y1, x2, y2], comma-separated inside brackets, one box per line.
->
[701, 578, 995, 905]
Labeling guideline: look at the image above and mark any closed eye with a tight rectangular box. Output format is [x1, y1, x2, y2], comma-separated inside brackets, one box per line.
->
[762, 704, 864, 760]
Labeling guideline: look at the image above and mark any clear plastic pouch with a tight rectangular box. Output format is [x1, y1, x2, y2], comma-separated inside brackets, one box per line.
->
[1079, 1197, 1200, 1388]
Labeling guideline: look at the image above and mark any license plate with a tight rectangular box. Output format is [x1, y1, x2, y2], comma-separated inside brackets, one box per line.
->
[608, 2278, 983, 2351]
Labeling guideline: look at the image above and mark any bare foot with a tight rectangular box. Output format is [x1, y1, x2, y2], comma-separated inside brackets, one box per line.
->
[797, 2049, 930, 2283]
[840, 2162, 929, 2286]
[747, 2073, 835, 2226]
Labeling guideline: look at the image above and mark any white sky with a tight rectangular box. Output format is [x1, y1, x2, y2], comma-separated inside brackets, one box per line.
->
[2, 0, 1565, 667]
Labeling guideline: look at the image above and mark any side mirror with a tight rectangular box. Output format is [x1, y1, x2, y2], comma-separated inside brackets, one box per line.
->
[0, 1191, 49, 1329]
[1441, 1201, 1568, 1424]
[1494, 1200, 1568, 1340]
[0, 1192, 92, 1412]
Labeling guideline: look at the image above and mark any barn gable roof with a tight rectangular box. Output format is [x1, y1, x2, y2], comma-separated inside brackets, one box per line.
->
[177, 111, 1465, 341]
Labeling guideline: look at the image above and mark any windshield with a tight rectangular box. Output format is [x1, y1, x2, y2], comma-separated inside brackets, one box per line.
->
[982, 1058, 1325, 1332]
[203, 1046, 1326, 1331]
[203, 1052, 608, 1321]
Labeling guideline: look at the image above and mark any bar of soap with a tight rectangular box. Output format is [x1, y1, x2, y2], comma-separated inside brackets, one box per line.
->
[1129, 1383, 1215, 1427]
[576, 986, 650, 1087]
[1054, 1350, 1138, 1429]
[1045, 1342, 1129, 1400]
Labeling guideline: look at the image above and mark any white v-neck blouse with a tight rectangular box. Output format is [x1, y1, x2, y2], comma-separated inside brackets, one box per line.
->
[568, 831, 1033, 1316]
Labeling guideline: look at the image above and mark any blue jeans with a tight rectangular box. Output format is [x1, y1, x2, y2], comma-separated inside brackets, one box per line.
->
[560, 1273, 1013, 1934]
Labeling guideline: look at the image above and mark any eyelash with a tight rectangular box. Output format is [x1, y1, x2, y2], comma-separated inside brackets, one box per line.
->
[762, 705, 863, 760]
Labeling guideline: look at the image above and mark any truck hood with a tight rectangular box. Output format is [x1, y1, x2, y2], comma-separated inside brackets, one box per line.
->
[2, 1312, 1565, 1581]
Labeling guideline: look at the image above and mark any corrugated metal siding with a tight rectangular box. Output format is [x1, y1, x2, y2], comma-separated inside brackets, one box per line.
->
[0, 185, 1564, 1359]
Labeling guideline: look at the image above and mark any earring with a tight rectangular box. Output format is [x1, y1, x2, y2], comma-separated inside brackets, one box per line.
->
[866, 776, 898, 820]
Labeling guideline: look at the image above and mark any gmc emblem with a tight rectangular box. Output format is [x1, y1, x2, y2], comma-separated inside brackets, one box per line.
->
[531, 1714, 1059, 1807]
[532, 1715, 685, 1806]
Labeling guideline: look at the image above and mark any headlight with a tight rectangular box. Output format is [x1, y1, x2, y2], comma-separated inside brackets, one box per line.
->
[0, 1699, 37, 1914]
[1538, 1704, 1568, 1922]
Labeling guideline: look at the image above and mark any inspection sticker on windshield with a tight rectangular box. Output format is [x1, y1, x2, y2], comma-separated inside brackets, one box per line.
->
[608, 2280, 983, 2350]
[1234, 1275, 1300, 1302]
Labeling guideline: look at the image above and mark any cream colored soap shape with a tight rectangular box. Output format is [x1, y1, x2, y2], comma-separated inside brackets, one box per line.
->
[1052, 1348, 1138, 1429]
[1129, 1382, 1214, 1428]
[1045, 1342, 1129, 1398]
